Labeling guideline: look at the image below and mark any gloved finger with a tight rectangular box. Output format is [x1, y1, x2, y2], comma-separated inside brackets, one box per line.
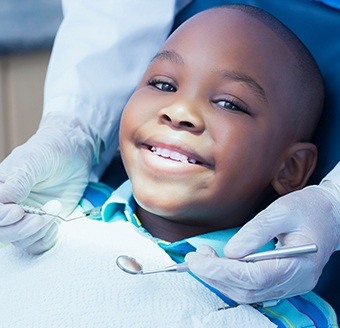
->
[195, 245, 219, 257]
[41, 199, 63, 216]
[0, 168, 35, 204]
[4, 199, 61, 245]
[224, 204, 297, 258]
[16, 199, 62, 247]
[0, 214, 53, 243]
[199, 278, 281, 305]
[11, 219, 56, 248]
[187, 252, 253, 287]
[20, 200, 62, 254]
[194, 276, 253, 304]
[0, 203, 25, 225]
[188, 250, 301, 289]
[277, 232, 315, 249]
[186, 251, 256, 303]
[187, 250, 316, 303]
[241, 264, 314, 303]
[24, 222, 59, 254]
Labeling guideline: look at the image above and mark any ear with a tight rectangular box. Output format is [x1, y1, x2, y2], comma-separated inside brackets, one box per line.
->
[271, 142, 318, 195]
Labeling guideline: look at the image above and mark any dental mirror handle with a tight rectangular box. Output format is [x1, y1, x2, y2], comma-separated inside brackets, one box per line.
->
[140, 244, 317, 274]
[239, 244, 318, 262]
[142, 262, 189, 275]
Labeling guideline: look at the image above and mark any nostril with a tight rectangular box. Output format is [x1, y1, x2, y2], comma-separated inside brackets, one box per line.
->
[160, 114, 196, 129]
[179, 121, 195, 128]
[162, 114, 172, 122]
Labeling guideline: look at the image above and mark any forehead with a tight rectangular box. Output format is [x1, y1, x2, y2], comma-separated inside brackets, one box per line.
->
[164, 8, 291, 64]
[157, 8, 296, 108]
[167, 7, 278, 46]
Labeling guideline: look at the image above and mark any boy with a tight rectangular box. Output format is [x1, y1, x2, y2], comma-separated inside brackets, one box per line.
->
[0, 4, 337, 327]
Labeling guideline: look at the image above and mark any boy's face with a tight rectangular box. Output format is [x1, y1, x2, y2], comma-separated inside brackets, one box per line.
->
[119, 9, 299, 232]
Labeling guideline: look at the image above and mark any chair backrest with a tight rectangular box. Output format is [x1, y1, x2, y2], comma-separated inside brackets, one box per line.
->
[174, 0, 340, 184]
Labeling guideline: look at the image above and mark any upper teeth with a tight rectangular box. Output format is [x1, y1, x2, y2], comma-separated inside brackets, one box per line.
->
[150, 146, 197, 164]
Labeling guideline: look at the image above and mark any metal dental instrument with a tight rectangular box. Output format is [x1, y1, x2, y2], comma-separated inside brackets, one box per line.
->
[237, 243, 318, 262]
[67, 206, 103, 220]
[116, 243, 318, 275]
[116, 255, 189, 275]
[22, 205, 103, 222]
[21, 205, 67, 221]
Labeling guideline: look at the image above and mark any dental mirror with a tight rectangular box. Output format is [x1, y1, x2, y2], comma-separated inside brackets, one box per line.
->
[116, 255, 144, 274]
[116, 244, 317, 275]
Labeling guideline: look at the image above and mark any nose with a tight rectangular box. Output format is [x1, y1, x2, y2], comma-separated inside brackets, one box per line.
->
[159, 102, 205, 133]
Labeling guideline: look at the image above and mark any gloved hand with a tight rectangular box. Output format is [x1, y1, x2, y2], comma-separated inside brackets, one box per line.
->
[0, 112, 99, 253]
[185, 182, 340, 304]
[0, 200, 62, 254]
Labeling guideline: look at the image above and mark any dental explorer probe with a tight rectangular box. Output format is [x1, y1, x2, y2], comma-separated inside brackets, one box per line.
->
[21, 205, 68, 221]
[21, 205, 103, 221]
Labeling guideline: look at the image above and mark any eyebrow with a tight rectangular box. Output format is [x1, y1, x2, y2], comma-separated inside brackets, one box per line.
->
[151, 50, 185, 65]
[151, 50, 267, 102]
[216, 69, 267, 103]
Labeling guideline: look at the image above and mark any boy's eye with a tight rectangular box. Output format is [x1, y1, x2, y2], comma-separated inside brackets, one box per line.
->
[216, 99, 249, 115]
[148, 78, 177, 92]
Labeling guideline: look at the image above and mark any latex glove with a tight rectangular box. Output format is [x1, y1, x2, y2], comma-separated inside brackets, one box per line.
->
[0, 200, 62, 254]
[185, 183, 340, 304]
[0, 112, 99, 253]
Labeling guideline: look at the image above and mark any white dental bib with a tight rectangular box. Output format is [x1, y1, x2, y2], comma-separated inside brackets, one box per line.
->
[0, 219, 275, 327]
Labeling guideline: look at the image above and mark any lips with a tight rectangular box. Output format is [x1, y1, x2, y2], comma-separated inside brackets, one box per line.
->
[139, 135, 213, 169]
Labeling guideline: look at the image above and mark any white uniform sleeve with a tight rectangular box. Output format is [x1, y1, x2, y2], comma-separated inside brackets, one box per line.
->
[322, 162, 340, 186]
[321, 161, 340, 250]
[44, 0, 192, 178]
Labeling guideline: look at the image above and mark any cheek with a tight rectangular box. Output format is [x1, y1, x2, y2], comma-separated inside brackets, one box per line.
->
[119, 102, 141, 169]
[120, 94, 149, 140]
[211, 121, 257, 158]
[121, 96, 142, 125]
[212, 123, 276, 184]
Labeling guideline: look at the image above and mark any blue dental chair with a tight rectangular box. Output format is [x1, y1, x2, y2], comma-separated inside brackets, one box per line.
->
[174, 0, 340, 315]
[102, 0, 340, 315]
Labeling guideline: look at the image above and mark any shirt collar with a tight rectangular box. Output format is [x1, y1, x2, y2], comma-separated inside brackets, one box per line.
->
[102, 180, 274, 257]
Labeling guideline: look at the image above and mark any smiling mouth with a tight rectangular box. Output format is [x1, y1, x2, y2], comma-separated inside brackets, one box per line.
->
[149, 146, 203, 165]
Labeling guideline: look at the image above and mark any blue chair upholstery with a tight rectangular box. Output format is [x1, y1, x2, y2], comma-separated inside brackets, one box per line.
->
[174, 0, 340, 315]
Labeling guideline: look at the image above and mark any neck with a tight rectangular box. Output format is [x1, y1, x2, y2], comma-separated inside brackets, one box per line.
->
[136, 206, 217, 242]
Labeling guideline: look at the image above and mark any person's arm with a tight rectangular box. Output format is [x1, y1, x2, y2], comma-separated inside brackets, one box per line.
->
[320, 162, 340, 250]
[0, 0, 190, 254]
[186, 162, 340, 303]
[45, 0, 191, 178]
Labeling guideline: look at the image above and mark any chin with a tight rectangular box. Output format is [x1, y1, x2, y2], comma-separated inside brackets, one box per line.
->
[136, 197, 178, 216]
[133, 182, 182, 207]
[135, 195, 189, 221]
